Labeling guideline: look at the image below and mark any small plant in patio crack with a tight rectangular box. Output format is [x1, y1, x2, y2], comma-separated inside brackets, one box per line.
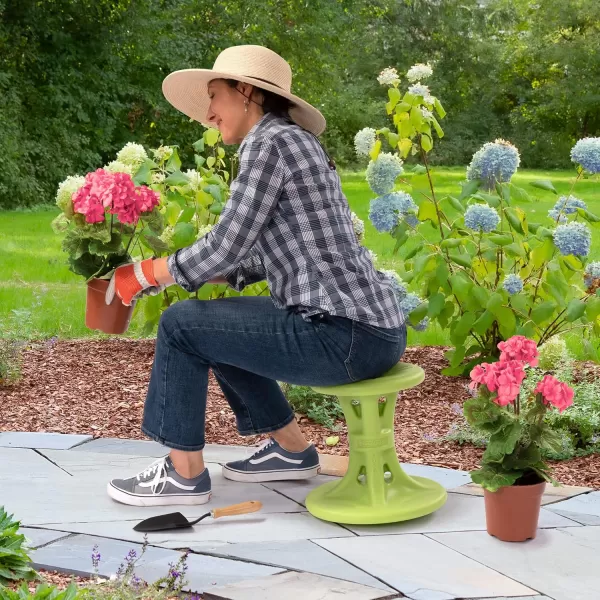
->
[79, 537, 192, 599]
[0, 507, 38, 587]
[281, 383, 344, 429]
[355, 62, 600, 375]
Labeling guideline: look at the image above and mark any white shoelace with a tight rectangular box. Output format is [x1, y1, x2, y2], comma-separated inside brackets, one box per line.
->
[135, 457, 168, 495]
[250, 438, 276, 458]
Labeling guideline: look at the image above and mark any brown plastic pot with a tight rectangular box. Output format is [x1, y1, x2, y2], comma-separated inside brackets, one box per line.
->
[484, 480, 546, 542]
[85, 278, 134, 335]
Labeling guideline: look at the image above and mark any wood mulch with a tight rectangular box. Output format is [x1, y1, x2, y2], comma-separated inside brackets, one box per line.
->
[1, 339, 599, 488]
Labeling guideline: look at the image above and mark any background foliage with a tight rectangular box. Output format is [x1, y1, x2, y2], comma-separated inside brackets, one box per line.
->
[1, 0, 599, 209]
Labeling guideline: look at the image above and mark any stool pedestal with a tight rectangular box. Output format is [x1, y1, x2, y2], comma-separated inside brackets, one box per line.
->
[306, 364, 447, 525]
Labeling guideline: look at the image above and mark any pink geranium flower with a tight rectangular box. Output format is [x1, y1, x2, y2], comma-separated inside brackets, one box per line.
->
[470, 360, 526, 407]
[498, 335, 539, 367]
[72, 169, 159, 225]
[535, 375, 574, 413]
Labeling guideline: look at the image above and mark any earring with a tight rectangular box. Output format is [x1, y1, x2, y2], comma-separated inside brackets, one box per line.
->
[244, 100, 249, 113]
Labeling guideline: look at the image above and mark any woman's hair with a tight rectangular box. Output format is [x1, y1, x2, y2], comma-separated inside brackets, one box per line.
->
[223, 78, 292, 119]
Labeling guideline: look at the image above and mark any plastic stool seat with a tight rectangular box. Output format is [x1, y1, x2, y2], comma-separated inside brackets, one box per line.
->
[306, 362, 447, 525]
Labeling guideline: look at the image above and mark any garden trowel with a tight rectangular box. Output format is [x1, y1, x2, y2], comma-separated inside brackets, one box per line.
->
[133, 500, 263, 532]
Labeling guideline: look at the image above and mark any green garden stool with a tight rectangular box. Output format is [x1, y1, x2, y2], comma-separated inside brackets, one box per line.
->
[306, 363, 447, 525]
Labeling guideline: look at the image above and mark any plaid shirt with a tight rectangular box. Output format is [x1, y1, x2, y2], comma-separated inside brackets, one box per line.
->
[167, 113, 403, 329]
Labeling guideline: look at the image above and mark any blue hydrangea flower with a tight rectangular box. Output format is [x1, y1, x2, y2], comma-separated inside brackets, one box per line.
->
[547, 209, 567, 223]
[369, 191, 418, 233]
[549, 195, 587, 221]
[584, 262, 600, 290]
[552, 222, 591, 257]
[379, 269, 407, 302]
[400, 293, 428, 330]
[502, 274, 523, 295]
[464, 204, 500, 233]
[571, 138, 600, 174]
[366, 153, 403, 195]
[466, 139, 520, 189]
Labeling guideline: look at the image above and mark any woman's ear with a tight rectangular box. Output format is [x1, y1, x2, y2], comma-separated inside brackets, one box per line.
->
[237, 82, 255, 102]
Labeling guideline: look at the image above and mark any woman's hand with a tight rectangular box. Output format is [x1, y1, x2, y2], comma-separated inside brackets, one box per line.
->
[105, 258, 166, 306]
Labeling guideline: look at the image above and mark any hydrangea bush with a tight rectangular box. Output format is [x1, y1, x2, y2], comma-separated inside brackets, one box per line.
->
[52, 129, 268, 334]
[355, 63, 600, 373]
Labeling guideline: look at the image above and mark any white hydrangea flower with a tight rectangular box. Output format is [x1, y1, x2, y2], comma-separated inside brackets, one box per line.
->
[151, 172, 166, 184]
[421, 108, 433, 119]
[377, 67, 400, 86]
[197, 224, 213, 240]
[116, 142, 148, 168]
[408, 84, 434, 104]
[159, 225, 175, 246]
[354, 127, 377, 157]
[367, 249, 378, 264]
[56, 175, 85, 217]
[406, 63, 433, 83]
[152, 146, 174, 163]
[185, 169, 202, 192]
[104, 160, 134, 175]
[351, 211, 365, 242]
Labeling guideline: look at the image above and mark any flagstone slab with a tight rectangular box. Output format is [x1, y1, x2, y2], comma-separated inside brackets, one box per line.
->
[21, 528, 73, 549]
[345, 493, 580, 536]
[202, 571, 397, 600]
[0, 432, 92, 450]
[450, 482, 594, 506]
[0, 448, 73, 481]
[199, 540, 396, 592]
[545, 491, 600, 523]
[48, 512, 354, 548]
[72, 439, 258, 464]
[30, 534, 281, 591]
[429, 526, 600, 600]
[316, 535, 536, 599]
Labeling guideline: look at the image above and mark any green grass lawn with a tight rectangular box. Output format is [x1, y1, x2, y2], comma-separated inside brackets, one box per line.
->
[1, 167, 599, 355]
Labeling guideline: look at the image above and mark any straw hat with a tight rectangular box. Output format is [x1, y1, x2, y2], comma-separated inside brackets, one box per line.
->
[162, 45, 326, 137]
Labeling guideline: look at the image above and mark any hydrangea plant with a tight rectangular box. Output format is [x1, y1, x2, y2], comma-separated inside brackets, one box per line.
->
[355, 63, 600, 372]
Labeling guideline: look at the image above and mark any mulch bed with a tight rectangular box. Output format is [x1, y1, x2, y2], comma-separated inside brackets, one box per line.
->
[1, 339, 599, 488]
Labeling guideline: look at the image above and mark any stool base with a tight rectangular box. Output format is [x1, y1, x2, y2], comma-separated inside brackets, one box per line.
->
[306, 475, 447, 525]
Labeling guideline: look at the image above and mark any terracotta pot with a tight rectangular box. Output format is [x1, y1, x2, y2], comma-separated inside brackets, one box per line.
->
[85, 278, 134, 335]
[484, 480, 546, 542]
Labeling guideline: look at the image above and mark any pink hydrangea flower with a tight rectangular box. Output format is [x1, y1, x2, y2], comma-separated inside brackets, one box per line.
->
[72, 169, 159, 225]
[497, 335, 539, 367]
[535, 375, 574, 413]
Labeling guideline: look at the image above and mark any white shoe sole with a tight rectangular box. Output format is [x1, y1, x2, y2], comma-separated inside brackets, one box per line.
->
[222, 465, 321, 483]
[107, 483, 212, 507]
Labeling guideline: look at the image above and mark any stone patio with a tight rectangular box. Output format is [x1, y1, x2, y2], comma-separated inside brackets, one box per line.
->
[1, 432, 599, 600]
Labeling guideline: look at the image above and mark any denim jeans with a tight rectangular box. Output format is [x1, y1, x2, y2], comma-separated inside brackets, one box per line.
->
[142, 296, 406, 451]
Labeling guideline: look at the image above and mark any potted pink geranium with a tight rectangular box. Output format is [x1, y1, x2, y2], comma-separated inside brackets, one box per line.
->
[464, 335, 574, 541]
[52, 166, 160, 334]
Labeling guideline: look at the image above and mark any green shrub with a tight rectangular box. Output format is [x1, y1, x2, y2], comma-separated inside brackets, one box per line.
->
[0, 583, 78, 600]
[281, 384, 344, 429]
[0, 340, 23, 386]
[0, 507, 37, 587]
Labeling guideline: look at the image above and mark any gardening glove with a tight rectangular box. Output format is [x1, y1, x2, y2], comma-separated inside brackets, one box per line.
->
[105, 259, 164, 306]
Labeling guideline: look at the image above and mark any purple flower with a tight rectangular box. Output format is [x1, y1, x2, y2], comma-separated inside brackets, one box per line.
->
[91, 545, 101, 569]
[451, 403, 463, 415]
[423, 432, 436, 442]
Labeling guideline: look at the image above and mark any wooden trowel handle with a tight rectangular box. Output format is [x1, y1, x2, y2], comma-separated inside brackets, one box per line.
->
[212, 501, 263, 519]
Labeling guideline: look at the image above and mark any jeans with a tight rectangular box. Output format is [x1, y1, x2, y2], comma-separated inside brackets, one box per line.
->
[142, 296, 406, 451]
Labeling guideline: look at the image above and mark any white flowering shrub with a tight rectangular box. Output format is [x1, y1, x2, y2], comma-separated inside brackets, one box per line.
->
[52, 128, 267, 335]
[355, 63, 600, 373]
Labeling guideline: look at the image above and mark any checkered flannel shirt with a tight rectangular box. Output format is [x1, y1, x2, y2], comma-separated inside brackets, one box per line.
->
[167, 113, 403, 329]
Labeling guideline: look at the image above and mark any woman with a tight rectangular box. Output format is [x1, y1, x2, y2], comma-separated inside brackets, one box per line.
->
[106, 45, 406, 507]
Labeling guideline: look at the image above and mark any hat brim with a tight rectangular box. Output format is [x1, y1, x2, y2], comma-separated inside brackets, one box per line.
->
[162, 69, 326, 137]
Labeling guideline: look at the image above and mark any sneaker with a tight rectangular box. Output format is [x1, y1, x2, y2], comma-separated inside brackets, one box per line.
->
[222, 439, 321, 482]
[107, 456, 212, 507]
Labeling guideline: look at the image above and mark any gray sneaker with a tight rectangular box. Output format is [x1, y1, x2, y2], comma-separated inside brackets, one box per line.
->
[223, 439, 321, 482]
[107, 456, 212, 507]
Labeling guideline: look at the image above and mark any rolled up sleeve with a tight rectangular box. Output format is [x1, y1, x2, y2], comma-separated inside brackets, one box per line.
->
[167, 136, 287, 292]
[221, 248, 266, 292]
